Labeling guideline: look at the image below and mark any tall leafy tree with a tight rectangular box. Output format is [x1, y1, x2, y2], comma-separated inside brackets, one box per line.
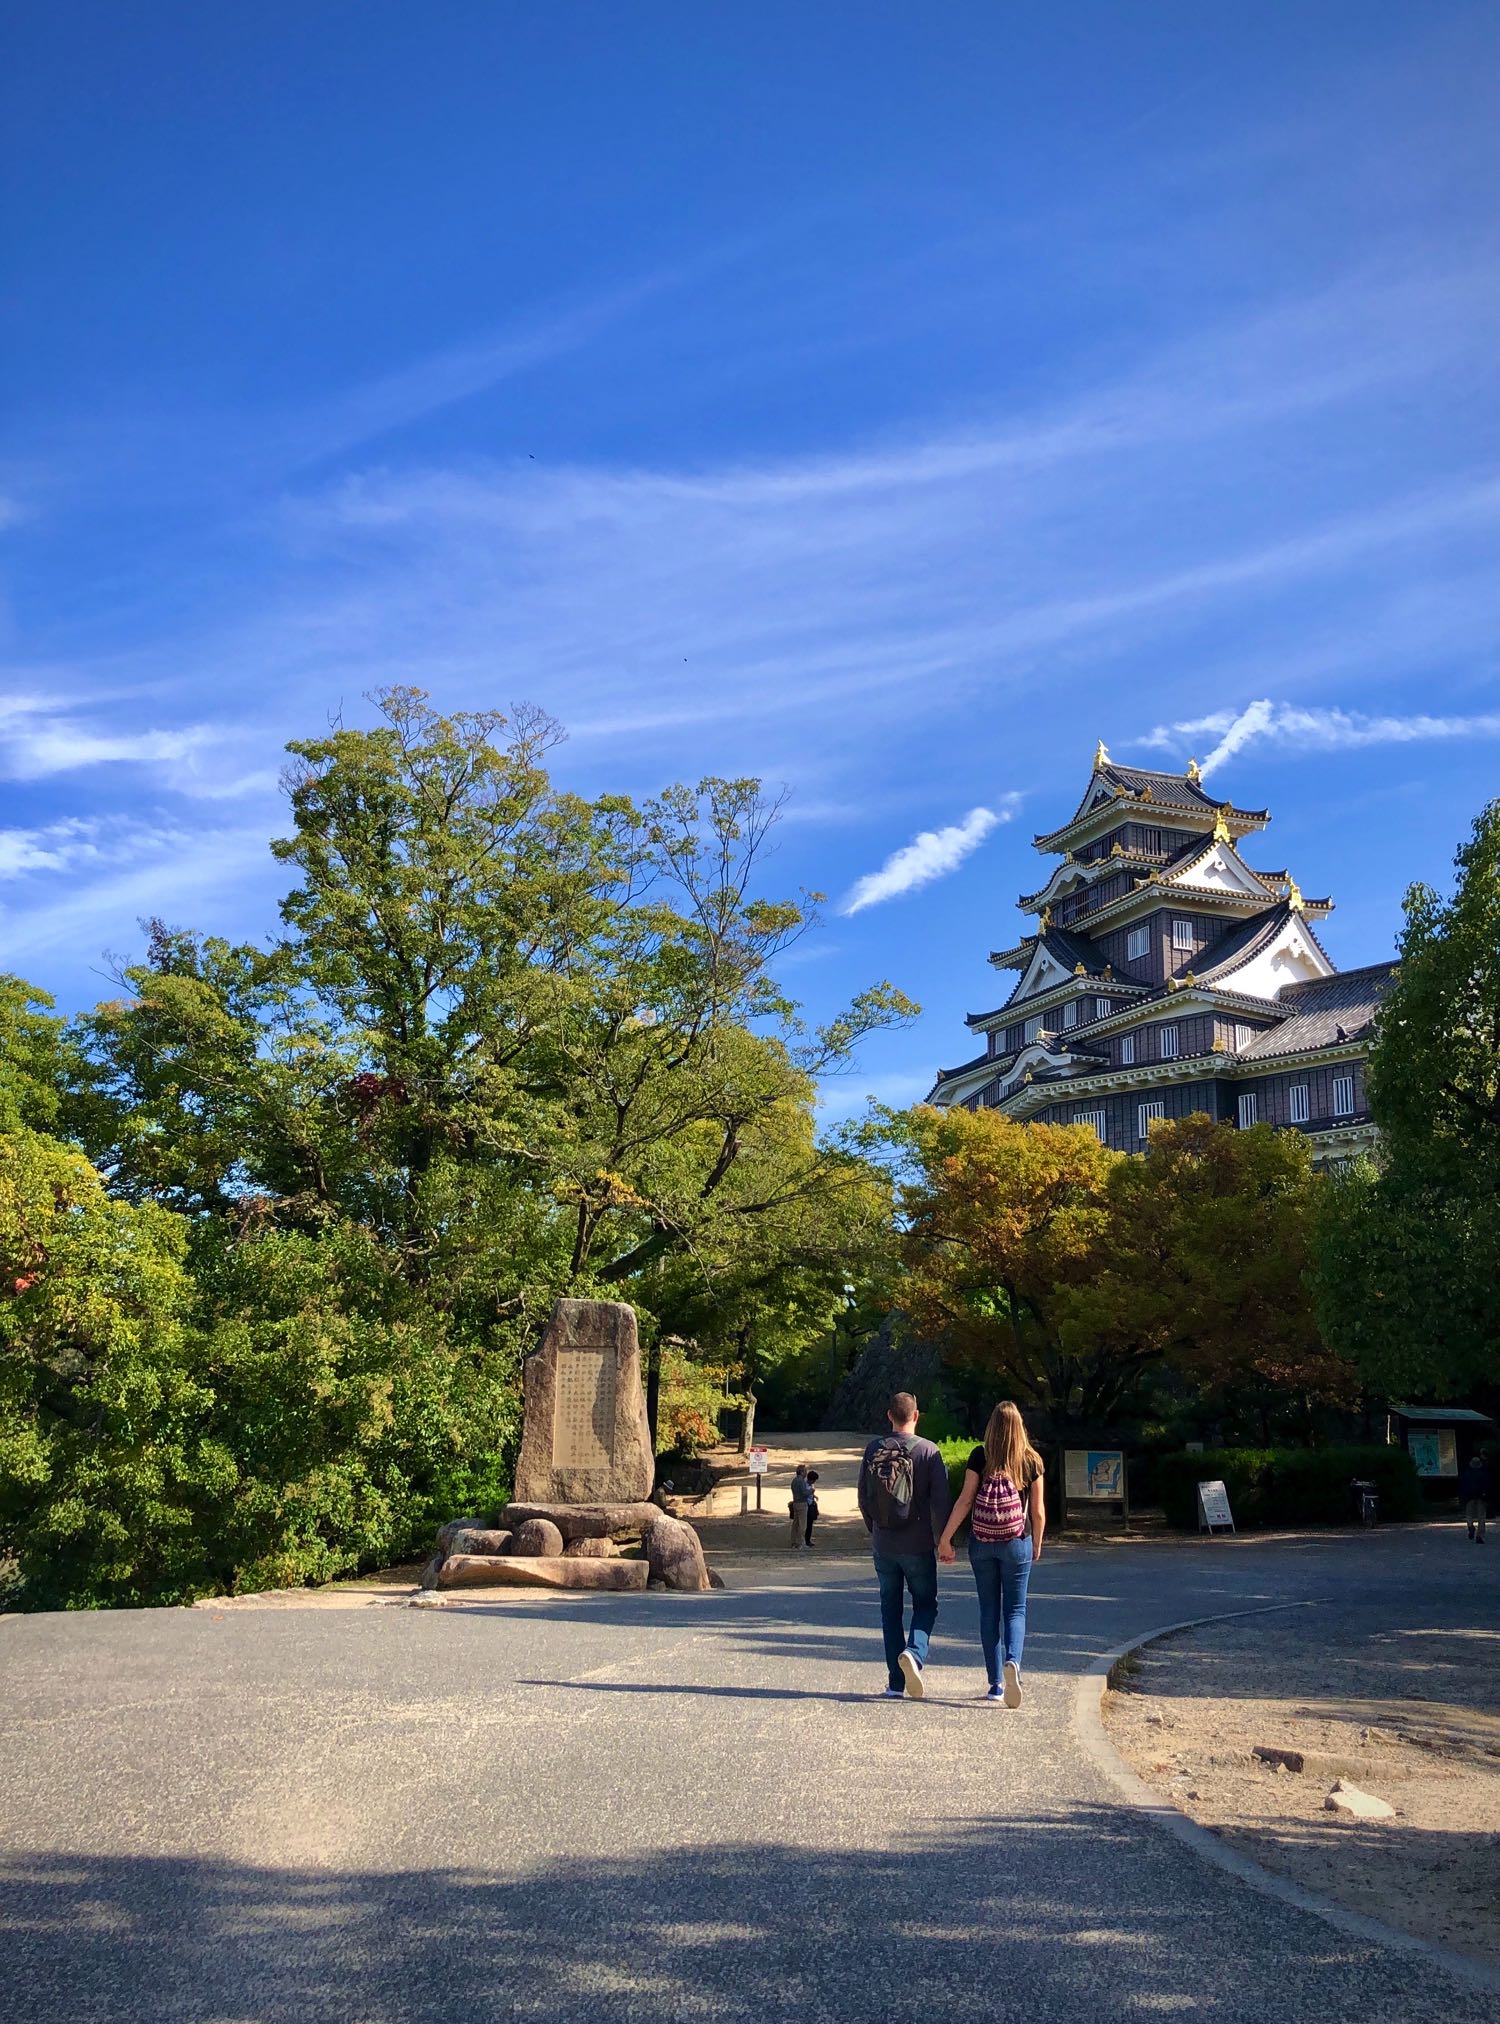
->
[1315, 797, 1500, 1396]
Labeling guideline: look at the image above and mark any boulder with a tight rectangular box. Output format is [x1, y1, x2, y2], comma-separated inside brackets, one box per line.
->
[642, 1512, 711, 1593]
[1324, 1780, 1395, 1820]
[436, 1553, 648, 1592]
[513, 1517, 565, 1558]
[436, 1514, 490, 1556]
[500, 1501, 660, 1542]
[563, 1537, 616, 1559]
[445, 1528, 512, 1557]
[416, 1553, 444, 1591]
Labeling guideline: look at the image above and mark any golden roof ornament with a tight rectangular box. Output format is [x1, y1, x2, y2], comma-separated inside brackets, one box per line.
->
[1211, 809, 1231, 844]
[1074, 962, 1086, 976]
[1286, 876, 1305, 913]
[1186, 756, 1202, 784]
[1102, 963, 1114, 979]
[1140, 784, 1154, 801]
[1039, 904, 1052, 927]
[1093, 738, 1110, 769]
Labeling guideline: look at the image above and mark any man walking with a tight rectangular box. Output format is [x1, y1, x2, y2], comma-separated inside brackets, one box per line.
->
[859, 1392, 953, 1699]
[1459, 1451, 1491, 1544]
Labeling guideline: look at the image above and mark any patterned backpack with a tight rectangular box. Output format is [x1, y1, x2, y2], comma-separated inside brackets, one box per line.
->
[971, 1469, 1026, 1543]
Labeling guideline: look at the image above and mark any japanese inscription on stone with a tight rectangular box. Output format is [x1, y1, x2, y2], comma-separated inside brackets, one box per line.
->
[553, 1346, 616, 1471]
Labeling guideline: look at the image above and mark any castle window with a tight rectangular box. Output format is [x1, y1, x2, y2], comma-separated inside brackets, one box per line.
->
[1127, 925, 1150, 961]
[1077, 1110, 1107, 1143]
[1289, 1084, 1310, 1124]
[1233, 1023, 1255, 1050]
[1095, 997, 1111, 1020]
[1237, 1092, 1258, 1128]
[1062, 999, 1078, 1028]
[1333, 1074, 1355, 1116]
[1171, 918, 1194, 951]
[1024, 1016, 1041, 1044]
[1159, 1025, 1179, 1060]
[1139, 826, 1163, 855]
[1137, 1099, 1166, 1141]
[1119, 1032, 1135, 1065]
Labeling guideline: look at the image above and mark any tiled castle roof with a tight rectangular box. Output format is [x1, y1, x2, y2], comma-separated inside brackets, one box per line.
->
[1238, 962, 1397, 1060]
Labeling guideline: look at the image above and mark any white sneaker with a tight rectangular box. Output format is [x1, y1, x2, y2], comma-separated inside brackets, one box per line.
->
[1002, 1660, 1022, 1708]
[898, 1649, 925, 1699]
[880, 1685, 905, 1698]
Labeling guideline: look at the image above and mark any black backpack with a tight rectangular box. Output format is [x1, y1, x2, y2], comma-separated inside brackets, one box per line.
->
[866, 1436, 916, 1528]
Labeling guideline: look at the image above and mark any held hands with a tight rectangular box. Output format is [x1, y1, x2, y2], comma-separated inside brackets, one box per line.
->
[937, 1537, 957, 1564]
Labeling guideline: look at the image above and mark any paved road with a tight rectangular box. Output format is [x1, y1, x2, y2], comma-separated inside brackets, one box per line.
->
[2, 1527, 1494, 2022]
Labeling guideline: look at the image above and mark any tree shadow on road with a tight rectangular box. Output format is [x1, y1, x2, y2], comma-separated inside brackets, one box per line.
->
[0, 1807, 1471, 2023]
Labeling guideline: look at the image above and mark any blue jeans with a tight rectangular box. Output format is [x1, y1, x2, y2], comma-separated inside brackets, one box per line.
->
[968, 1534, 1032, 1686]
[873, 1550, 938, 1690]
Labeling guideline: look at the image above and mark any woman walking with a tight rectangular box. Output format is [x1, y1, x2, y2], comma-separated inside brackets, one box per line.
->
[937, 1401, 1045, 1705]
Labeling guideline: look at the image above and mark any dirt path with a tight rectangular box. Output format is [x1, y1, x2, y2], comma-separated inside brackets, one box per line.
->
[1106, 1601, 1500, 1970]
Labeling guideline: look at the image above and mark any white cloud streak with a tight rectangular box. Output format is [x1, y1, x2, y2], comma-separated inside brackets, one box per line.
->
[0, 815, 193, 881]
[842, 802, 1014, 914]
[1137, 698, 1500, 774]
[0, 696, 220, 780]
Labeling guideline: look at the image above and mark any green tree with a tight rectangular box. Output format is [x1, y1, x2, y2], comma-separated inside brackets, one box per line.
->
[1315, 798, 1500, 1396]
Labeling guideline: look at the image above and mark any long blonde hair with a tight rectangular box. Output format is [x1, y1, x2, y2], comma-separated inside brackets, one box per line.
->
[982, 1400, 1044, 1485]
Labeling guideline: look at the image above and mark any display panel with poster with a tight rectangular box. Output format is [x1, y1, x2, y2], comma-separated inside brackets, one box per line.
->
[1408, 1429, 1458, 1477]
[1064, 1449, 1125, 1500]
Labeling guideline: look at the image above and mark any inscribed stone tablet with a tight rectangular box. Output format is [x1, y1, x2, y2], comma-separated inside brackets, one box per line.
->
[553, 1347, 617, 1470]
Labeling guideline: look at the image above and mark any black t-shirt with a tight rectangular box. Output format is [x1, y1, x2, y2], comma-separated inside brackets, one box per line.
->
[965, 1446, 1041, 1491]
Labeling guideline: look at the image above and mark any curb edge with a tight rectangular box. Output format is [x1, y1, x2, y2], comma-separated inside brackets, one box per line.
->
[1071, 1599, 1500, 2001]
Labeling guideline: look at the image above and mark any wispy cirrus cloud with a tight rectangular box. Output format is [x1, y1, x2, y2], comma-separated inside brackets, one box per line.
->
[0, 815, 193, 880]
[842, 801, 1017, 915]
[1137, 698, 1500, 775]
[0, 695, 220, 780]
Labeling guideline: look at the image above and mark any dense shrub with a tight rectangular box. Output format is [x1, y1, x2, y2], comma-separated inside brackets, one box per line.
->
[1155, 1444, 1420, 1530]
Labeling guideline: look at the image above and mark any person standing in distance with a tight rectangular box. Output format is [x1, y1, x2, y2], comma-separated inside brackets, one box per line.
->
[859, 1391, 953, 1699]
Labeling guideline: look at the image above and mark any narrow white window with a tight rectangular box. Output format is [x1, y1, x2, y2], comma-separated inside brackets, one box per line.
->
[1024, 1017, 1041, 1044]
[1234, 1023, 1254, 1050]
[1137, 1099, 1166, 1141]
[1139, 826, 1163, 854]
[1077, 1110, 1106, 1143]
[1127, 925, 1150, 961]
[1062, 999, 1078, 1029]
[1237, 1092, 1258, 1129]
[1095, 997, 1111, 1020]
[1171, 917, 1194, 951]
[1333, 1074, 1355, 1116]
[1119, 1032, 1135, 1065]
[1159, 1025, 1179, 1060]
[1289, 1084, 1310, 1124]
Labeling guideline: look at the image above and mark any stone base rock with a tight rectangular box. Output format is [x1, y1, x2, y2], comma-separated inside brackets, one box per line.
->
[501, 1501, 660, 1542]
[513, 1518, 564, 1558]
[642, 1512, 711, 1593]
[417, 1553, 444, 1591]
[563, 1537, 616, 1559]
[437, 1553, 648, 1593]
[436, 1515, 490, 1556]
[446, 1528, 512, 1558]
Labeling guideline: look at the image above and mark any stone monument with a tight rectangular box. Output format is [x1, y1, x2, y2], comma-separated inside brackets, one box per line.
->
[420, 1297, 715, 1596]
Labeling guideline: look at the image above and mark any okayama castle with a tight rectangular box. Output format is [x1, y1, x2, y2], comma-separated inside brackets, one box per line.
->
[927, 746, 1393, 1165]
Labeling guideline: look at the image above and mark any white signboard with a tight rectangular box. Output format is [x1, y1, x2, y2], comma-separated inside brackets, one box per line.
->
[1065, 1449, 1125, 1500]
[747, 1447, 769, 1475]
[1408, 1430, 1457, 1478]
[1197, 1480, 1235, 1532]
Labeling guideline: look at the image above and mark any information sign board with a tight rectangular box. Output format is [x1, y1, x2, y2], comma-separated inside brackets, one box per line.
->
[1065, 1449, 1125, 1501]
[1197, 1480, 1234, 1532]
[1408, 1430, 1457, 1478]
[747, 1447, 769, 1475]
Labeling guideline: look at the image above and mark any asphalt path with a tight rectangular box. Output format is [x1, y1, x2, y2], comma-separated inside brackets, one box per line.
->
[2, 1527, 1494, 2022]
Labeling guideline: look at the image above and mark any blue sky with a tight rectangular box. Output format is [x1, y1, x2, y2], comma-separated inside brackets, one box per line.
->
[4, 4, 1500, 1115]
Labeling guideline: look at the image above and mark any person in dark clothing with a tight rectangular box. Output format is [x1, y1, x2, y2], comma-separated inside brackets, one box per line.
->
[858, 1391, 954, 1699]
[803, 1470, 820, 1548]
[1459, 1453, 1491, 1544]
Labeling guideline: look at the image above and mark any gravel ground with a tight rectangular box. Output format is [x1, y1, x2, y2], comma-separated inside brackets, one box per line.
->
[1, 1524, 1495, 2021]
[1106, 1586, 1500, 1969]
